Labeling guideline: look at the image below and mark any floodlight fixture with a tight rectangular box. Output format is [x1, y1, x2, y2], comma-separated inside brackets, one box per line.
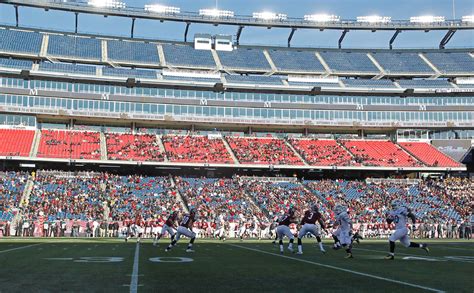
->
[304, 14, 340, 22]
[462, 15, 474, 22]
[144, 4, 180, 14]
[252, 12, 287, 21]
[410, 16, 445, 23]
[356, 15, 391, 23]
[87, 0, 126, 9]
[199, 9, 234, 18]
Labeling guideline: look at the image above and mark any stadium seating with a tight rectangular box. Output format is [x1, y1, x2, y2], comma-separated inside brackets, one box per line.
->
[372, 52, 434, 74]
[0, 129, 34, 157]
[288, 139, 358, 166]
[340, 140, 422, 167]
[38, 62, 96, 76]
[161, 44, 216, 69]
[0, 57, 33, 70]
[268, 49, 326, 73]
[225, 75, 284, 85]
[161, 75, 221, 83]
[47, 35, 101, 60]
[225, 137, 303, 165]
[0, 29, 42, 54]
[398, 142, 461, 167]
[0, 171, 28, 221]
[319, 51, 379, 74]
[37, 130, 101, 160]
[424, 52, 474, 74]
[107, 40, 160, 64]
[218, 48, 271, 71]
[162, 135, 234, 164]
[342, 79, 397, 88]
[287, 81, 341, 88]
[102, 67, 157, 79]
[106, 133, 165, 161]
[175, 177, 266, 222]
[397, 79, 453, 89]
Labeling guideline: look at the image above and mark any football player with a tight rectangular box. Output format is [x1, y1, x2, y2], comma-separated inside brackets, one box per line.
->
[297, 204, 327, 255]
[153, 211, 177, 246]
[276, 207, 296, 254]
[384, 200, 429, 260]
[213, 214, 226, 241]
[165, 209, 197, 253]
[126, 211, 144, 243]
[332, 205, 354, 258]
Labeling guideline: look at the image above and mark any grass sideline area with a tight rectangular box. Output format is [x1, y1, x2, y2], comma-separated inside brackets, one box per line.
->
[0, 238, 472, 292]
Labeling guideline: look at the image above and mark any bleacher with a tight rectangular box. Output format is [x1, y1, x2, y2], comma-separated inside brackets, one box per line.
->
[0, 171, 28, 221]
[398, 142, 461, 167]
[161, 75, 221, 83]
[225, 74, 284, 85]
[0, 57, 33, 70]
[217, 48, 271, 71]
[38, 62, 96, 76]
[424, 52, 474, 74]
[102, 67, 157, 79]
[0, 28, 42, 54]
[47, 35, 101, 60]
[397, 79, 453, 89]
[107, 40, 160, 64]
[342, 79, 396, 88]
[372, 52, 434, 74]
[319, 51, 379, 74]
[268, 49, 326, 73]
[106, 133, 165, 161]
[0, 129, 34, 157]
[162, 44, 216, 69]
[37, 130, 101, 160]
[289, 139, 358, 166]
[340, 140, 422, 167]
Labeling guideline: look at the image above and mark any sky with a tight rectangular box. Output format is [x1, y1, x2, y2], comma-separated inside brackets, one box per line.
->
[0, 0, 473, 48]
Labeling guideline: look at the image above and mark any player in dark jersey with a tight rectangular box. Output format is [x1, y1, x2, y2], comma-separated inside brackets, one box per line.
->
[276, 207, 296, 254]
[165, 209, 197, 253]
[297, 205, 327, 254]
[126, 211, 144, 243]
[153, 211, 178, 246]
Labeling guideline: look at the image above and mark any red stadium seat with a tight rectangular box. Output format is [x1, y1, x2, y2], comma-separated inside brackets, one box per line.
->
[0, 129, 34, 157]
[399, 142, 461, 167]
[37, 130, 101, 160]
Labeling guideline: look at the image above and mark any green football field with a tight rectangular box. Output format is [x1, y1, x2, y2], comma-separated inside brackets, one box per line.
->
[0, 238, 472, 292]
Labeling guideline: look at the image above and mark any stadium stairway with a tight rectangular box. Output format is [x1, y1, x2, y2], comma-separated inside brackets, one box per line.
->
[284, 139, 309, 166]
[366, 53, 386, 78]
[99, 132, 108, 160]
[39, 34, 49, 57]
[419, 53, 442, 78]
[29, 129, 41, 158]
[168, 175, 189, 213]
[211, 49, 224, 71]
[156, 135, 169, 162]
[157, 44, 166, 67]
[334, 140, 357, 160]
[221, 137, 240, 165]
[11, 173, 35, 231]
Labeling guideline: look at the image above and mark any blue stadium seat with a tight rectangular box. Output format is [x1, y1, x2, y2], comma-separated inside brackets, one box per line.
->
[162, 75, 221, 83]
[102, 67, 157, 79]
[0, 29, 42, 54]
[107, 40, 160, 64]
[343, 79, 397, 88]
[218, 48, 271, 71]
[372, 52, 434, 74]
[39, 62, 96, 75]
[268, 49, 325, 73]
[319, 51, 379, 74]
[0, 57, 33, 70]
[162, 44, 216, 69]
[424, 52, 474, 74]
[225, 75, 284, 85]
[397, 79, 453, 88]
[47, 35, 101, 60]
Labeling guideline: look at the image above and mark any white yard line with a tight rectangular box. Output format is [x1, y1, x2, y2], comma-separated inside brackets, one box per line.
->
[129, 242, 140, 293]
[0, 243, 42, 254]
[353, 247, 474, 264]
[230, 244, 445, 293]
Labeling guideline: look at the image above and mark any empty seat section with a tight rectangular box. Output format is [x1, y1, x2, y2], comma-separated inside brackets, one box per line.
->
[0, 129, 34, 156]
[268, 49, 325, 73]
[0, 29, 42, 54]
[397, 79, 453, 88]
[225, 75, 283, 85]
[289, 139, 357, 166]
[218, 48, 271, 71]
[424, 52, 474, 74]
[106, 133, 165, 161]
[372, 52, 434, 74]
[38, 62, 96, 75]
[319, 51, 379, 74]
[162, 135, 233, 164]
[340, 140, 421, 167]
[37, 130, 101, 159]
[47, 35, 101, 60]
[343, 79, 396, 88]
[107, 40, 159, 64]
[226, 137, 303, 165]
[0, 57, 33, 70]
[399, 142, 461, 167]
[162, 44, 216, 69]
[102, 67, 157, 79]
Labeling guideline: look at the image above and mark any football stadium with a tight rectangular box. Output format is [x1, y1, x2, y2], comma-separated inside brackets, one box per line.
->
[0, 0, 472, 292]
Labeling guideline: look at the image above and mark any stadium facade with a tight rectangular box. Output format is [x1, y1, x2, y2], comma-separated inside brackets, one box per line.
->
[0, 1, 473, 178]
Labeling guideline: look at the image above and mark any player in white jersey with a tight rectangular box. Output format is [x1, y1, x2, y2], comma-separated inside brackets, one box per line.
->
[276, 207, 296, 254]
[332, 205, 354, 258]
[384, 200, 429, 260]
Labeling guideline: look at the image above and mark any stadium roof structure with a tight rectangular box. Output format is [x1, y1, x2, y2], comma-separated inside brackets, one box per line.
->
[3, 0, 474, 49]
